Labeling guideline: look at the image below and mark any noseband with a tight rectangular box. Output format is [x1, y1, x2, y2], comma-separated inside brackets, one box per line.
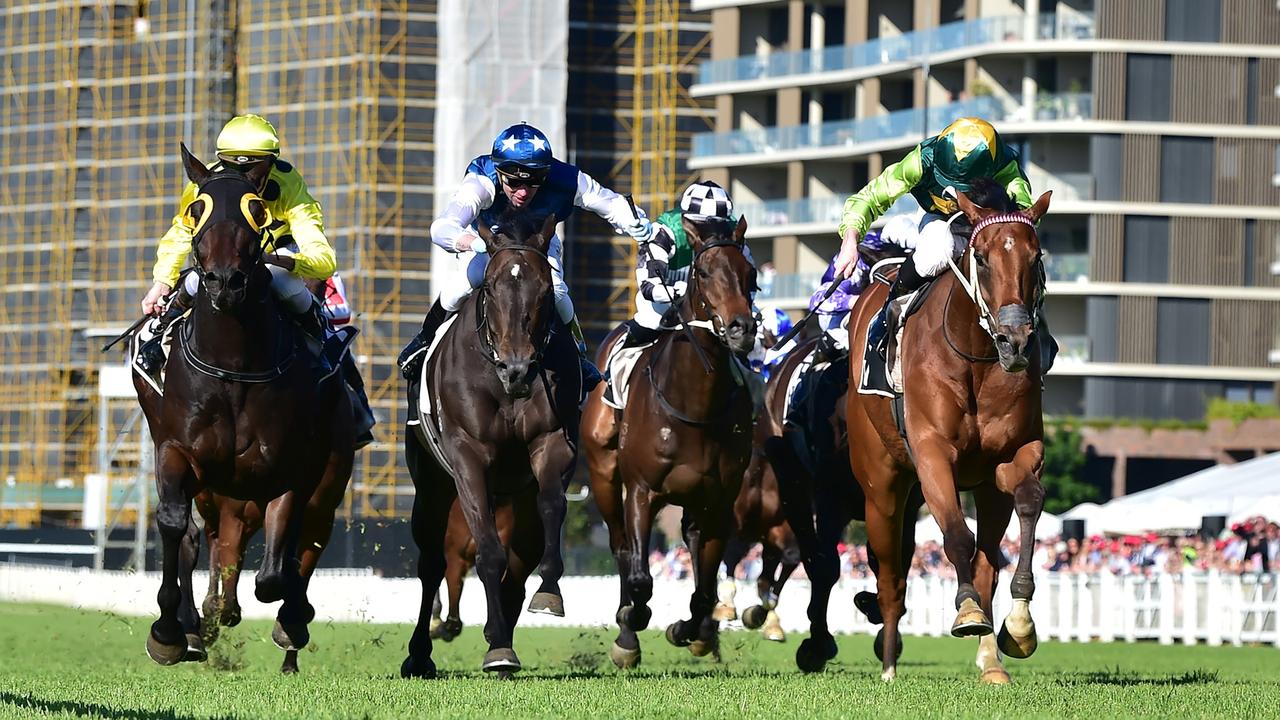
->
[943, 211, 1044, 362]
[475, 243, 555, 369]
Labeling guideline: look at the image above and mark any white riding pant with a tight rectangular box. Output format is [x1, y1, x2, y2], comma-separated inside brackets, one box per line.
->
[438, 233, 573, 324]
[633, 295, 670, 331]
[182, 242, 313, 314]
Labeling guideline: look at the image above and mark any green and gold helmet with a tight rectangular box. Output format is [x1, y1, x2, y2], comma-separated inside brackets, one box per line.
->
[929, 117, 1004, 191]
[216, 114, 280, 164]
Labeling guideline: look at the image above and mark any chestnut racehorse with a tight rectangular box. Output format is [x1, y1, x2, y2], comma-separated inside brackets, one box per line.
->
[846, 185, 1052, 683]
[583, 215, 756, 669]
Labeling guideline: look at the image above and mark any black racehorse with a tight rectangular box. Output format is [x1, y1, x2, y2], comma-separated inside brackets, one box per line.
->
[401, 211, 580, 679]
[133, 145, 351, 665]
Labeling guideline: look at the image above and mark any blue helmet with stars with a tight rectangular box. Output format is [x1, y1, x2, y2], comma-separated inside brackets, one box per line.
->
[491, 123, 552, 184]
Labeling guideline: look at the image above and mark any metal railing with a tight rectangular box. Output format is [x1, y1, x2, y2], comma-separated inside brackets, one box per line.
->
[738, 194, 921, 232]
[698, 12, 1096, 87]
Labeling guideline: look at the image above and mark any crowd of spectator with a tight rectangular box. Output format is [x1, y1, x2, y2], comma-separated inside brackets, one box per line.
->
[647, 515, 1280, 582]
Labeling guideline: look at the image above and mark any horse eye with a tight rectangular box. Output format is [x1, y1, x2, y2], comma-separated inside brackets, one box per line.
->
[974, 252, 987, 267]
[697, 268, 709, 280]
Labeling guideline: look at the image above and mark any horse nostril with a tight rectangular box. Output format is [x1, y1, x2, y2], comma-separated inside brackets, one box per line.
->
[228, 272, 247, 290]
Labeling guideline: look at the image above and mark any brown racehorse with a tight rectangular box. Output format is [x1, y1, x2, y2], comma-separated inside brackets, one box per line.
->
[583, 215, 756, 669]
[133, 145, 351, 667]
[401, 211, 580, 679]
[846, 185, 1052, 683]
[713, 381, 802, 642]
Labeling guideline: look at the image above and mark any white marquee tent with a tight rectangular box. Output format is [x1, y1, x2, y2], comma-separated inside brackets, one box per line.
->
[1062, 451, 1280, 535]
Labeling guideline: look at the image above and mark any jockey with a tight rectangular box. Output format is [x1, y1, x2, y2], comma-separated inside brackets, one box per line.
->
[751, 305, 794, 379]
[397, 122, 654, 388]
[136, 114, 376, 446]
[618, 180, 756, 350]
[833, 117, 1033, 358]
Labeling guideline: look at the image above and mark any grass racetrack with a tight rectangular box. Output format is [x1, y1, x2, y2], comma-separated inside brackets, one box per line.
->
[1, 602, 1276, 719]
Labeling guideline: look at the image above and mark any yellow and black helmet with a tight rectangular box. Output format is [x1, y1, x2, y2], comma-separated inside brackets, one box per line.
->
[927, 117, 1005, 190]
[216, 114, 280, 164]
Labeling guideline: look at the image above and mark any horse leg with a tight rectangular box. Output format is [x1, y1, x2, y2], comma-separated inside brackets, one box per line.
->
[177, 514, 206, 662]
[217, 508, 253, 630]
[795, 484, 845, 673]
[612, 480, 655, 668]
[715, 532, 748, 623]
[756, 531, 789, 642]
[146, 445, 193, 666]
[282, 470, 345, 675]
[973, 483, 1014, 685]
[452, 453, 519, 675]
[437, 549, 468, 642]
[864, 478, 911, 682]
[527, 435, 573, 617]
[915, 447, 989, 638]
[402, 432, 453, 680]
[262, 490, 314, 656]
[996, 442, 1046, 661]
[199, 497, 223, 643]
[496, 498, 543, 681]
[668, 508, 727, 658]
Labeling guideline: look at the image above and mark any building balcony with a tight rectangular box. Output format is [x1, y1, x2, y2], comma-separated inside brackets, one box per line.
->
[1043, 252, 1089, 283]
[695, 12, 1095, 94]
[738, 194, 920, 238]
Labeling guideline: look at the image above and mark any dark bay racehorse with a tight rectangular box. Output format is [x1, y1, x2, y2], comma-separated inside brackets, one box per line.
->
[583, 215, 756, 668]
[714, 391, 802, 642]
[401, 212, 580, 679]
[133, 145, 349, 665]
[846, 187, 1052, 683]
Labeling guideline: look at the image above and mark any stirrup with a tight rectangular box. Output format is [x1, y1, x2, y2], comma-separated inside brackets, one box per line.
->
[398, 333, 430, 380]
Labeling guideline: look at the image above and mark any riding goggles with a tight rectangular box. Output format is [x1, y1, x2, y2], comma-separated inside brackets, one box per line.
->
[496, 164, 548, 189]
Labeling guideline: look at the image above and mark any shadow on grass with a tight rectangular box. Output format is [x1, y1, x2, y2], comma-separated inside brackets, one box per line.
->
[0, 691, 233, 720]
[1060, 667, 1220, 687]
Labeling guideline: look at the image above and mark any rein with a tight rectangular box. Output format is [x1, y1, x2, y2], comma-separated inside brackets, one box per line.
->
[473, 243, 555, 368]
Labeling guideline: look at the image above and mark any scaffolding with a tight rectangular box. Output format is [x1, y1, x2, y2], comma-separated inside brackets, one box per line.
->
[566, 0, 714, 338]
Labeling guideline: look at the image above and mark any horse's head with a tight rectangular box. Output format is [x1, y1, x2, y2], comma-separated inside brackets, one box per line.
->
[956, 184, 1052, 373]
[477, 212, 557, 398]
[180, 143, 273, 313]
[683, 215, 757, 355]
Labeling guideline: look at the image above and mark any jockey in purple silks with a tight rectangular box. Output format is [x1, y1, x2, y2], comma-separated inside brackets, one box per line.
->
[808, 228, 892, 362]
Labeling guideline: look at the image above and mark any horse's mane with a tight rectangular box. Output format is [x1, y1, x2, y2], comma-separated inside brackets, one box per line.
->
[491, 208, 542, 246]
[964, 177, 1017, 212]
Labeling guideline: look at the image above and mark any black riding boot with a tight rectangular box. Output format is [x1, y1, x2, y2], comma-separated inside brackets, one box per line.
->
[342, 353, 376, 450]
[398, 299, 448, 380]
[868, 260, 928, 360]
[620, 320, 660, 350]
[136, 286, 194, 384]
[295, 301, 333, 375]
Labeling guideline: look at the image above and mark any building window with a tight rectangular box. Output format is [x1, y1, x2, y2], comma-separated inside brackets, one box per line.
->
[1091, 135, 1123, 200]
[1247, 58, 1259, 125]
[1123, 216, 1170, 283]
[1125, 55, 1171, 122]
[1156, 298, 1210, 365]
[1086, 297, 1118, 363]
[1165, 0, 1221, 43]
[1161, 136, 1214, 203]
[1244, 219, 1256, 287]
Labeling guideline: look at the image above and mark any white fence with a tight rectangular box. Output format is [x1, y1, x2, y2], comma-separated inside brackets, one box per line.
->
[0, 563, 1275, 647]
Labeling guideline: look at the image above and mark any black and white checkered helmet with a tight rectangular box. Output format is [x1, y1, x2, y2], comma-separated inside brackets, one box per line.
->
[680, 180, 733, 220]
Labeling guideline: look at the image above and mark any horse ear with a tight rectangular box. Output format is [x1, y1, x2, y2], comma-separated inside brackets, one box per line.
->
[1025, 190, 1052, 224]
[539, 213, 557, 249]
[733, 215, 748, 244]
[245, 158, 273, 194]
[180, 143, 210, 185]
[956, 190, 995, 226]
[681, 215, 704, 251]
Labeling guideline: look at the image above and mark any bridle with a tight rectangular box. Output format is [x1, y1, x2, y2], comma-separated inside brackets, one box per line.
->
[942, 211, 1044, 363]
[188, 171, 273, 282]
[474, 243, 556, 371]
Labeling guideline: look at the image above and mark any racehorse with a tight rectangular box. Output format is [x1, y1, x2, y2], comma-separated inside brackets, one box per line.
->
[845, 185, 1052, 683]
[761, 335, 922, 671]
[713, 393, 802, 642]
[401, 211, 580, 679]
[133, 145, 351, 666]
[583, 215, 756, 668]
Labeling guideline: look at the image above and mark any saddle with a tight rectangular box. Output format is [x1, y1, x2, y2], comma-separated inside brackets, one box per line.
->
[411, 313, 462, 477]
[130, 313, 357, 396]
[600, 337, 656, 410]
[857, 260, 938, 399]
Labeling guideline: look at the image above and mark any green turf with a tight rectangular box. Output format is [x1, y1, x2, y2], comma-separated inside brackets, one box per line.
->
[1, 602, 1276, 719]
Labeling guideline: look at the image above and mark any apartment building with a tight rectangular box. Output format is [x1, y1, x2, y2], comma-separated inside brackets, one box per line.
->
[689, 0, 1280, 420]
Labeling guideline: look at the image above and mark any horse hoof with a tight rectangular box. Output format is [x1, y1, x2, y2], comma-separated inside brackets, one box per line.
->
[495, 670, 516, 681]
[795, 637, 837, 674]
[222, 609, 242, 628]
[665, 622, 691, 648]
[712, 601, 737, 622]
[609, 642, 641, 669]
[146, 631, 187, 666]
[761, 611, 785, 643]
[741, 605, 768, 630]
[617, 604, 652, 632]
[854, 591, 883, 625]
[200, 617, 221, 645]
[951, 598, 993, 638]
[688, 636, 717, 658]
[182, 633, 207, 663]
[272, 620, 310, 651]
[981, 667, 1012, 685]
[482, 648, 521, 674]
[400, 655, 438, 680]
[432, 618, 462, 642]
[255, 573, 285, 604]
[428, 616, 442, 634]
[872, 628, 903, 662]
[281, 650, 299, 675]
[881, 667, 897, 683]
[997, 622, 1038, 659]
[528, 591, 565, 617]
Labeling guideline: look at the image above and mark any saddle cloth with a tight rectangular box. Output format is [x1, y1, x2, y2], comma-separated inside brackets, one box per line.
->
[601, 338, 655, 410]
[857, 262, 937, 399]
[782, 349, 815, 420]
[130, 312, 187, 396]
